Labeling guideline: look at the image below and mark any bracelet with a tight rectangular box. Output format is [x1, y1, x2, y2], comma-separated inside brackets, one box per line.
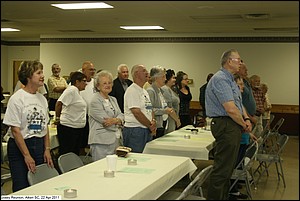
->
[45, 147, 51, 150]
[244, 118, 251, 122]
[55, 117, 60, 121]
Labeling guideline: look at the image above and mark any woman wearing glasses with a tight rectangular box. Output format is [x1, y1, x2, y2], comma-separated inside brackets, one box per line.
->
[55, 72, 87, 156]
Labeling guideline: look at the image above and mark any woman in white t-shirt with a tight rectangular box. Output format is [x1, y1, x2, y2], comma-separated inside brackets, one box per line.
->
[55, 72, 87, 156]
[3, 60, 53, 192]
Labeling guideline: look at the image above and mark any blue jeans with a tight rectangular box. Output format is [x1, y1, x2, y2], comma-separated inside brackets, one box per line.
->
[8, 137, 45, 192]
[122, 127, 152, 153]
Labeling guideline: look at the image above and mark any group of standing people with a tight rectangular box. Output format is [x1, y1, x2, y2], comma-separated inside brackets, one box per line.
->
[5, 52, 271, 197]
[3, 60, 195, 192]
[123, 65, 193, 152]
[205, 49, 271, 200]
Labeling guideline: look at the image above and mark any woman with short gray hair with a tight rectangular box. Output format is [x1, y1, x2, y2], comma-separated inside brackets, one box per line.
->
[88, 70, 124, 161]
[147, 66, 177, 138]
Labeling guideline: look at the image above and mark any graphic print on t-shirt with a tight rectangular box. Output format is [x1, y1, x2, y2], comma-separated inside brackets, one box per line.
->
[27, 106, 46, 134]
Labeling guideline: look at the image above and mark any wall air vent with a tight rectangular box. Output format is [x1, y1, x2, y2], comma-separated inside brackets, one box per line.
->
[243, 13, 270, 20]
[191, 15, 242, 22]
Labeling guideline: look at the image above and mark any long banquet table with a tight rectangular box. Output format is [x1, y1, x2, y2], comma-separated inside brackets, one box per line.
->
[143, 125, 216, 160]
[8, 153, 197, 200]
[1, 126, 58, 163]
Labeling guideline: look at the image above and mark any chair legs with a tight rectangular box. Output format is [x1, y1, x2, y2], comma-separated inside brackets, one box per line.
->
[254, 161, 270, 185]
[275, 160, 286, 188]
[229, 170, 254, 200]
[245, 176, 253, 200]
[254, 160, 286, 188]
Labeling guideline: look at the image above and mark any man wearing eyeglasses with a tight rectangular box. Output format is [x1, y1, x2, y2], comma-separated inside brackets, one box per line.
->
[205, 49, 252, 200]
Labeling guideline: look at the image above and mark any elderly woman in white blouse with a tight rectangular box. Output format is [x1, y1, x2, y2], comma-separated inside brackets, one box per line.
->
[88, 71, 124, 161]
[146, 66, 178, 139]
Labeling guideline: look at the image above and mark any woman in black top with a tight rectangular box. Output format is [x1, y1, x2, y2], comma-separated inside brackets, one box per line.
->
[174, 71, 192, 128]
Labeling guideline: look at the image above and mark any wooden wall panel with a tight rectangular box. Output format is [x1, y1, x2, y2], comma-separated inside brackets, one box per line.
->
[189, 101, 299, 136]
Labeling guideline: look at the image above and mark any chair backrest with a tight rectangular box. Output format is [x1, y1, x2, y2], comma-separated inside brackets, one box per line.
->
[58, 152, 84, 173]
[238, 141, 258, 170]
[270, 117, 285, 133]
[27, 163, 59, 186]
[257, 130, 276, 154]
[261, 114, 275, 137]
[176, 165, 213, 200]
[269, 134, 289, 155]
[269, 114, 275, 125]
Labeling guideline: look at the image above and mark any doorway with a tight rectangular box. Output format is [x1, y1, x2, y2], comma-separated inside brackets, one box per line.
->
[13, 60, 23, 91]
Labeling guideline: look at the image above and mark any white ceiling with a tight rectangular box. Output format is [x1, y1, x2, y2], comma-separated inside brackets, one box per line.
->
[1, 1, 299, 41]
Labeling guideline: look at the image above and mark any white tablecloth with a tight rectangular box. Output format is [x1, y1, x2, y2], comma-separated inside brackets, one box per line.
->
[143, 125, 216, 160]
[1, 126, 59, 162]
[48, 126, 59, 150]
[9, 153, 197, 200]
[1, 142, 8, 162]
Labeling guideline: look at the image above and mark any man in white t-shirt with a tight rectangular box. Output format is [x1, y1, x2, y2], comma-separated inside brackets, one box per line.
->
[79, 61, 96, 154]
[122, 64, 156, 153]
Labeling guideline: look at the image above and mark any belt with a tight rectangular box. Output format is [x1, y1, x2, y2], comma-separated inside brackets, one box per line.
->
[210, 116, 230, 119]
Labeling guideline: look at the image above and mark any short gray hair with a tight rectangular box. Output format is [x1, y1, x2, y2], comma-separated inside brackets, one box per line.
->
[221, 49, 238, 66]
[131, 64, 143, 79]
[93, 70, 113, 92]
[150, 65, 166, 82]
[117, 64, 128, 73]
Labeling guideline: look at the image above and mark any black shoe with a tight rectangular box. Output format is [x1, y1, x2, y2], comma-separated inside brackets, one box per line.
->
[229, 192, 248, 199]
[228, 195, 238, 200]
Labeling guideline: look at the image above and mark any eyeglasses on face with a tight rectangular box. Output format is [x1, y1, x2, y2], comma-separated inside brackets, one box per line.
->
[229, 58, 242, 62]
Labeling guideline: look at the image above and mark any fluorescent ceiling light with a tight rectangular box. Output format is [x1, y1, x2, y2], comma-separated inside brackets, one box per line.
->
[1, 28, 20, 32]
[120, 26, 165, 30]
[51, 2, 113, 10]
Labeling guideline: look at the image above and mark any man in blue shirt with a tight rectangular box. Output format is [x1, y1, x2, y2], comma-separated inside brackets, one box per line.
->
[205, 49, 252, 200]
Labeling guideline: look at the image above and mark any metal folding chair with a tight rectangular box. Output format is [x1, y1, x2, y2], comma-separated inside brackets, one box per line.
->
[230, 141, 258, 200]
[27, 163, 59, 186]
[254, 134, 289, 188]
[158, 165, 213, 200]
[58, 152, 84, 173]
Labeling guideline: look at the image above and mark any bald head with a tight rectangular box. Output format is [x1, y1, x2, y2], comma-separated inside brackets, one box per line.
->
[82, 61, 96, 81]
[238, 63, 248, 78]
[131, 64, 148, 87]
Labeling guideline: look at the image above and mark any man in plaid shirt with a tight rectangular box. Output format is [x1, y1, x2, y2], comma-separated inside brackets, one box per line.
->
[250, 74, 265, 136]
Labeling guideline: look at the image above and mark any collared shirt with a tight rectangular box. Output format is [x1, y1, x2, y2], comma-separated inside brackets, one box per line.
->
[252, 87, 265, 115]
[120, 78, 129, 91]
[47, 75, 68, 99]
[241, 79, 256, 116]
[205, 67, 243, 117]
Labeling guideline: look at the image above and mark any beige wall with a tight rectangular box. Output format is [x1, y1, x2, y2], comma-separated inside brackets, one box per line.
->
[1, 42, 299, 105]
[1, 45, 40, 92]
